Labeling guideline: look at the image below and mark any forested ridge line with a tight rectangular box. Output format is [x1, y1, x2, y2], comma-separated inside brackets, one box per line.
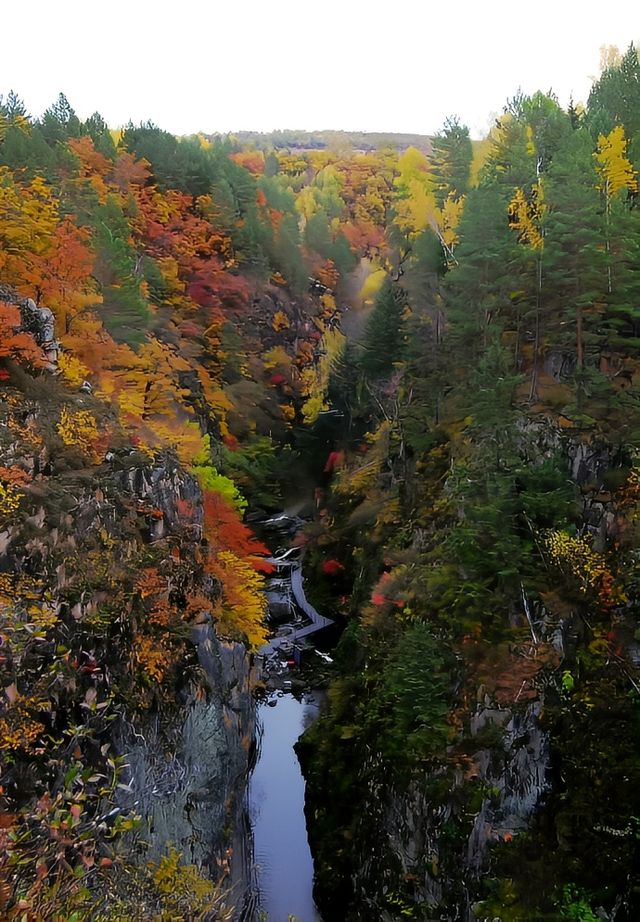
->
[1, 42, 640, 920]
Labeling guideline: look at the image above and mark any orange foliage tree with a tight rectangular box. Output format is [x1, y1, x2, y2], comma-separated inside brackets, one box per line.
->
[0, 301, 45, 371]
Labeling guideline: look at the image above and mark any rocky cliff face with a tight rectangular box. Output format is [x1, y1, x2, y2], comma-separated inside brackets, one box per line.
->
[108, 465, 256, 879]
[302, 416, 640, 921]
[118, 631, 255, 871]
[323, 695, 551, 920]
[0, 283, 60, 367]
[368, 699, 551, 918]
[0, 350, 258, 914]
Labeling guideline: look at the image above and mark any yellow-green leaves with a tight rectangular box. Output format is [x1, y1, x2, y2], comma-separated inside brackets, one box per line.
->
[508, 183, 545, 250]
[595, 125, 638, 198]
[394, 146, 464, 255]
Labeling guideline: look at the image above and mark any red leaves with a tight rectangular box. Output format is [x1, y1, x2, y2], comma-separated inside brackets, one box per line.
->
[176, 497, 197, 522]
[0, 302, 45, 369]
[187, 258, 250, 317]
[324, 450, 345, 473]
[203, 491, 271, 564]
[32, 218, 94, 330]
[112, 150, 151, 191]
[321, 559, 344, 576]
[253, 557, 276, 575]
[370, 571, 405, 609]
[223, 433, 240, 451]
[68, 136, 112, 179]
[177, 319, 201, 338]
[0, 466, 29, 487]
[231, 151, 265, 176]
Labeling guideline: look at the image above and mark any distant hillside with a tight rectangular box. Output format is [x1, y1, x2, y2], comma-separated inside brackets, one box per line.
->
[213, 128, 433, 153]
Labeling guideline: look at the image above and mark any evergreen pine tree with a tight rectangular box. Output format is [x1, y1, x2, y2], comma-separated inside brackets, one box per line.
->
[430, 116, 472, 207]
[40, 92, 81, 144]
[83, 111, 117, 159]
[544, 128, 606, 369]
[588, 43, 640, 164]
[360, 277, 406, 378]
[444, 185, 516, 365]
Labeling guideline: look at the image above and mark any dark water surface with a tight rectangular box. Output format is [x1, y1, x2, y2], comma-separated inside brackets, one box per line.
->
[248, 692, 322, 922]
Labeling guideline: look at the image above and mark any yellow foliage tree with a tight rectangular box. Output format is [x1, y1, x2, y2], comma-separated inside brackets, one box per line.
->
[595, 125, 638, 198]
[149, 846, 233, 921]
[544, 530, 624, 608]
[300, 328, 346, 425]
[508, 183, 545, 250]
[263, 345, 292, 372]
[595, 125, 637, 294]
[134, 635, 175, 684]
[469, 137, 492, 186]
[394, 147, 434, 238]
[209, 550, 268, 648]
[272, 309, 290, 331]
[57, 407, 101, 462]
[440, 192, 465, 249]
[58, 351, 91, 388]
[0, 168, 59, 286]
[0, 694, 46, 754]
[359, 267, 386, 304]
[335, 421, 392, 497]
[393, 147, 464, 259]
[0, 481, 22, 521]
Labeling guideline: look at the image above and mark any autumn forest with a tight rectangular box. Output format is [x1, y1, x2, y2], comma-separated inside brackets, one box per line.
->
[2, 42, 640, 922]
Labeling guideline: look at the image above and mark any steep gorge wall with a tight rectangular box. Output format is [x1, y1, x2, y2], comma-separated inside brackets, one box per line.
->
[0, 355, 258, 914]
[301, 414, 640, 921]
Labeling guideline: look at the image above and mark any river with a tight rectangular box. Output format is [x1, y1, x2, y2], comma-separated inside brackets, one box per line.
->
[247, 691, 323, 922]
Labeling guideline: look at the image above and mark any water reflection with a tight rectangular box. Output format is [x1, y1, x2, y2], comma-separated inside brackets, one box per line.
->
[248, 692, 322, 922]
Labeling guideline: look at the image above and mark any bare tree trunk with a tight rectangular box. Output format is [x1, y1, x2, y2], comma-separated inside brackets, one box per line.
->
[576, 303, 583, 370]
[529, 251, 543, 402]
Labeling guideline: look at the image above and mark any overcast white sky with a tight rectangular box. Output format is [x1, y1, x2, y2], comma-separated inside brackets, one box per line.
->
[1, 1, 638, 138]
